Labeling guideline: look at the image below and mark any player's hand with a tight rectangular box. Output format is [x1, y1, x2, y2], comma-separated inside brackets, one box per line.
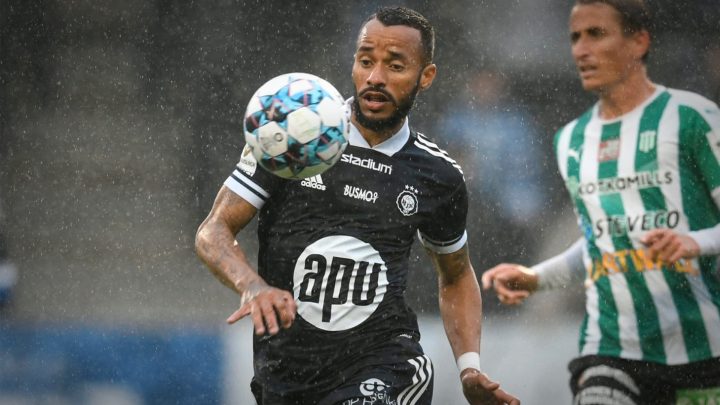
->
[461, 369, 520, 405]
[481, 263, 538, 305]
[641, 229, 700, 263]
[226, 280, 297, 335]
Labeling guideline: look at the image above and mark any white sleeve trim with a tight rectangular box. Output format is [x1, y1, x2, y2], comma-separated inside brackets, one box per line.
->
[223, 168, 270, 209]
[418, 230, 467, 254]
[532, 238, 586, 290]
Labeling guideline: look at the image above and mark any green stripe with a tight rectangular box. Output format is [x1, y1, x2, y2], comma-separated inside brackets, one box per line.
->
[635, 92, 670, 171]
[565, 110, 602, 261]
[625, 94, 674, 362]
[578, 313, 589, 353]
[678, 105, 720, 234]
[624, 267, 666, 362]
[595, 276, 621, 357]
[662, 267, 712, 361]
[673, 104, 719, 360]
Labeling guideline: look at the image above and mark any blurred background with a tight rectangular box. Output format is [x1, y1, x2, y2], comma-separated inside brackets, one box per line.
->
[1, 0, 719, 403]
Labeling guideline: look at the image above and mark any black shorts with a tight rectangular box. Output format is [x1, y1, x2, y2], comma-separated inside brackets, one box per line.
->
[569, 355, 720, 404]
[251, 334, 434, 405]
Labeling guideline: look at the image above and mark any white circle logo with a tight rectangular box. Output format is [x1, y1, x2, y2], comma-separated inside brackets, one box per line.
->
[293, 235, 388, 331]
[359, 378, 389, 396]
[396, 190, 418, 216]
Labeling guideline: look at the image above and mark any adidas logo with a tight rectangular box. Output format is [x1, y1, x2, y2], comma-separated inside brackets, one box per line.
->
[300, 174, 326, 191]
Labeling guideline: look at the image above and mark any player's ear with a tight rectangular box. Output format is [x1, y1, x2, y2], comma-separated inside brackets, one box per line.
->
[419, 63, 437, 91]
[631, 29, 650, 61]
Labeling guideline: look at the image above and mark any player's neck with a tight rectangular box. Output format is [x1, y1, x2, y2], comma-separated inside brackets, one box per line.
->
[597, 70, 655, 120]
[352, 117, 404, 147]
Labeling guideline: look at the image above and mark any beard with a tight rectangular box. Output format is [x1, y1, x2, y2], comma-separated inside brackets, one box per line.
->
[352, 79, 420, 133]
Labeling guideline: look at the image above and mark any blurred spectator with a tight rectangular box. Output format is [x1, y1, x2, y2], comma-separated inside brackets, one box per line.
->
[0, 201, 17, 308]
[437, 68, 551, 270]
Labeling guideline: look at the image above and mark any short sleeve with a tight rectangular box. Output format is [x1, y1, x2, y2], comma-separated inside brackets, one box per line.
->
[223, 144, 282, 209]
[418, 180, 468, 254]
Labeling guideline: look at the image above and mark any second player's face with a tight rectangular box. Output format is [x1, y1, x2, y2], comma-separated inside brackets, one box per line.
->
[352, 19, 435, 132]
[569, 3, 645, 93]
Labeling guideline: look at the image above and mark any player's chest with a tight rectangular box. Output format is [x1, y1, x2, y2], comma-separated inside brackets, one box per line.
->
[284, 154, 431, 223]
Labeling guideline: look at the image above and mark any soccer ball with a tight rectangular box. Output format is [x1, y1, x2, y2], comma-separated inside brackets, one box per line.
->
[243, 72, 349, 180]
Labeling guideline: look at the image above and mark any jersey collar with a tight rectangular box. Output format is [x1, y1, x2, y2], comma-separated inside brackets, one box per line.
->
[346, 97, 410, 157]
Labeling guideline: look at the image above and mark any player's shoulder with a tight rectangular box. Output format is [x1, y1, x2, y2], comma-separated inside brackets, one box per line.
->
[405, 130, 464, 180]
[553, 107, 595, 151]
[666, 87, 720, 112]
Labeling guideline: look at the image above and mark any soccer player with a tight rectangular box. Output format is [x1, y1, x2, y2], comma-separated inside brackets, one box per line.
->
[196, 6, 518, 405]
[481, 0, 720, 403]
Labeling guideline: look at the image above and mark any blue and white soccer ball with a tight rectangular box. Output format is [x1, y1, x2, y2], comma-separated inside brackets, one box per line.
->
[243, 72, 350, 180]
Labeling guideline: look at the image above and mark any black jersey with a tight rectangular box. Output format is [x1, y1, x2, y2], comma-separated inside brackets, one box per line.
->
[225, 120, 468, 395]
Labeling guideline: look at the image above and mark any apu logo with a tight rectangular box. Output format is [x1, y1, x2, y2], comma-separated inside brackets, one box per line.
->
[396, 185, 419, 216]
[293, 236, 388, 331]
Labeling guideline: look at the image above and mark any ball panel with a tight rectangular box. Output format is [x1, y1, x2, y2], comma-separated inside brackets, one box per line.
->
[243, 72, 349, 180]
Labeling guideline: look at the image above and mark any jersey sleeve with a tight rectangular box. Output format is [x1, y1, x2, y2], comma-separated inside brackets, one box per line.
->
[417, 179, 468, 254]
[686, 101, 720, 194]
[223, 144, 282, 209]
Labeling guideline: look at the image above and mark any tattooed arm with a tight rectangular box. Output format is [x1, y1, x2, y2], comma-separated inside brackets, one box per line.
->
[195, 185, 296, 335]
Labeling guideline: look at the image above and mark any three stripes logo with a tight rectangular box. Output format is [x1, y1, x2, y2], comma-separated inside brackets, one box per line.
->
[300, 174, 326, 191]
[638, 130, 657, 153]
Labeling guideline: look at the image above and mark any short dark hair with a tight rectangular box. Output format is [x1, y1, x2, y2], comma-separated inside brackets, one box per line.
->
[575, 0, 652, 61]
[363, 6, 435, 65]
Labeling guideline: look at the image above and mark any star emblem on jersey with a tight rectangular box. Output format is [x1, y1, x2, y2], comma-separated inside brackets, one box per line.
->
[396, 185, 419, 216]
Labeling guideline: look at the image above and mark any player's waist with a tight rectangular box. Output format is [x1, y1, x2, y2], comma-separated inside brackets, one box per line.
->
[587, 248, 697, 281]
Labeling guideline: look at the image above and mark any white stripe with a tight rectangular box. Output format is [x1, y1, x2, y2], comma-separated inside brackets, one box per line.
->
[657, 97, 687, 232]
[608, 273, 642, 360]
[418, 230, 467, 254]
[413, 140, 464, 175]
[655, 97, 698, 364]
[556, 121, 576, 180]
[579, 365, 640, 395]
[580, 117, 612, 251]
[611, 108, 643, 360]
[642, 270, 688, 364]
[223, 174, 267, 209]
[581, 283, 602, 356]
[398, 355, 432, 405]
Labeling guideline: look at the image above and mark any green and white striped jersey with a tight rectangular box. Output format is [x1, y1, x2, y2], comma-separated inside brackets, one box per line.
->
[554, 86, 720, 365]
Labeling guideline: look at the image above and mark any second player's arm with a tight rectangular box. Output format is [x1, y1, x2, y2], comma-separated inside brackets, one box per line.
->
[428, 245, 519, 405]
[195, 185, 296, 335]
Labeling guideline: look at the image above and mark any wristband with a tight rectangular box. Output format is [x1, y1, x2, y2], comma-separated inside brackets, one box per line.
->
[456, 352, 481, 373]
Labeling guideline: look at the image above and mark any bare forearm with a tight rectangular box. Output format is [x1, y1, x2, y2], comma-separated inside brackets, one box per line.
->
[195, 219, 261, 294]
[439, 268, 483, 359]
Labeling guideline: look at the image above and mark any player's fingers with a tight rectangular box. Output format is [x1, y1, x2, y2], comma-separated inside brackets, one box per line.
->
[640, 229, 663, 245]
[481, 269, 499, 290]
[275, 294, 296, 329]
[259, 300, 280, 335]
[646, 231, 672, 259]
[657, 236, 680, 262]
[504, 291, 530, 305]
[226, 304, 251, 324]
[666, 241, 685, 263]
[491, 387, 518, 404]
[250, 302, 267, 335]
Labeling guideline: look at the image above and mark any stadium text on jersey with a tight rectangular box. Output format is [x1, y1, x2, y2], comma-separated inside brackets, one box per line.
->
[576, 170, 673, 196]
[341, 153, 393, 175]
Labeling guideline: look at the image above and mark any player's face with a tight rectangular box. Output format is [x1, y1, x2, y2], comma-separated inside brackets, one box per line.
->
[569, 3, 648, 93]
[352, 19, 436, 133]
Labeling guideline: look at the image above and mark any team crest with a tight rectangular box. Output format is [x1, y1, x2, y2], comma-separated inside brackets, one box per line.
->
[396, 185, 419, 216]
[638, 130, 656, 153]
